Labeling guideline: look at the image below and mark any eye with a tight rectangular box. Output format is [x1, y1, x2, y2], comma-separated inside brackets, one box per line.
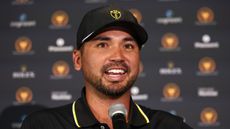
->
[124, 43, 135, 50]
[96, 42, 108, 48]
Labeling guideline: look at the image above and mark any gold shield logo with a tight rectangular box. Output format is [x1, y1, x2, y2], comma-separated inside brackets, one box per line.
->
[110, 10, 121, 20]
[51, 10, 69, 27]
[129, 9, 142, 24]
[52, 60, 70, 76]
[16, 87, 33, 104]
[199, 57, 216, 73]
[197, 7, 214, 23]
[15, 37, 32, 53]
[161, 33, 179, 49]
[163, 83, 180, 99]
[200, 107, 218, 124]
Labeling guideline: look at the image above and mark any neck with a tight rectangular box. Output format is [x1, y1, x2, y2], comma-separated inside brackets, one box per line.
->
[85, 86, 131, 129]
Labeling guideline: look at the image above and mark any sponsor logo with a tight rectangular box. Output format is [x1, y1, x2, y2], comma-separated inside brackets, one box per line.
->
[159, 61, 182, 75]
[51, 60, 72, 79]
[51, 91, 72, 101]
[156, 9, 183, 25]
[160, 33, 180, 51]
[129, 9, 143, 24]
[194, 34, 219, 49]
[198, 87, 218, 97]
[15, 87, 33, 104]
[50, 10, 71, 29]
[196, 7, 216, 25]
[199, 107, 220, 127]
[13, 36, 34, 55]
[161, 83, 182, 102]
[84, 0, 107, 3]
[10, 13, 36, 28]
[197, 57, 218, 76]
[131, 86, 148, 101]
[12, 64, 35, 79]
[12, 0, 34, 5]
[48, 37, 74, 52]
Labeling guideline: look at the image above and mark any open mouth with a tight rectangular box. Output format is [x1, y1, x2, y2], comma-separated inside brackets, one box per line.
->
[105, 68, 127, 75]
[104, 67, 128, 82]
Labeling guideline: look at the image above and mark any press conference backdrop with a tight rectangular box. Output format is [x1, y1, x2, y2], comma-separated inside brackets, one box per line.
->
[0, 0, 229, 129]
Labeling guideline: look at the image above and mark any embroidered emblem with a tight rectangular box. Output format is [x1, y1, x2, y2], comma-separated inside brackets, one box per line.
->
[110, 10, 121, 20]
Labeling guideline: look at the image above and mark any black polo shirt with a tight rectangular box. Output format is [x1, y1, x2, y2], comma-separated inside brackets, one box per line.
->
[21, 89, 193, 129]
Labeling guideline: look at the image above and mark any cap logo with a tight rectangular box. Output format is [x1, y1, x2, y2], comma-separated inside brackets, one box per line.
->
[110, 10, 121, 20]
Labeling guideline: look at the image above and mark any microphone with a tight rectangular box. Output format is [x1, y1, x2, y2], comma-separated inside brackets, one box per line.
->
[108, 103, 127, 129]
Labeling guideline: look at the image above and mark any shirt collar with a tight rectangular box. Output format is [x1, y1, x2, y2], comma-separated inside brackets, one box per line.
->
[72, 88, 149, 128]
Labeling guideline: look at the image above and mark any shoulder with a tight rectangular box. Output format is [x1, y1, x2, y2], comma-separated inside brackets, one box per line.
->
[27, 103, 72, 119]
[21, 103, 74, 129]
[137, 105, 193, 129]
[137, 104, 180, 119]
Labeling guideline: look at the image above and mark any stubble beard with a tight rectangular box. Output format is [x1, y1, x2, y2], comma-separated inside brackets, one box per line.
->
[83, 64, 138, 98]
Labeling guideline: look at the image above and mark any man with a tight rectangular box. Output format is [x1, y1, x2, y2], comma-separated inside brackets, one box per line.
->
[21, 5, 193, 129]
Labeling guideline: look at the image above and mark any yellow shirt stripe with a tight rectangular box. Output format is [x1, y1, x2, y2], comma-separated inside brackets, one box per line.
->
[72, 101, 81, 128]
[135, 103, 150, 124]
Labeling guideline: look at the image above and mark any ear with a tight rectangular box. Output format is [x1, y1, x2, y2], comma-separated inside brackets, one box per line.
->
[72, 49, 82, 71]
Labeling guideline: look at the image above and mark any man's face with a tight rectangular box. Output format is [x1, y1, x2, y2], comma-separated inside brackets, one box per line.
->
[74, 30, 140, 98]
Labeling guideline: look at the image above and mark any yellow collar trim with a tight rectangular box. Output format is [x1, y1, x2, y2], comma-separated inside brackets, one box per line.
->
[72, 101, 81, 128]
[135, 103, 150, 124]
[72, 101, 149, 127]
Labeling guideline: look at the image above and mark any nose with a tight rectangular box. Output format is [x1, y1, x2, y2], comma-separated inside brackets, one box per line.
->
[109, 46, 125, 62]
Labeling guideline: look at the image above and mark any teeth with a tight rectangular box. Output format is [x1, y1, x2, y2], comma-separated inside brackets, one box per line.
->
[107, 69, 125, 74]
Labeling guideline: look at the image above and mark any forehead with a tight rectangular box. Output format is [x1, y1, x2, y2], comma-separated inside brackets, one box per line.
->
[93, 29, 134, 39]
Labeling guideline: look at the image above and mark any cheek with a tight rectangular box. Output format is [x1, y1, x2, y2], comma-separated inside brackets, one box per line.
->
[129, 55, 140, 72]
[82, 53, 103, 70]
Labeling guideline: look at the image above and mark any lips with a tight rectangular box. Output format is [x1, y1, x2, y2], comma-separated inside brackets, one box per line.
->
[104, 66, 128, 82]
[105, 68, 127, 75]
[102, 61, 129, 82]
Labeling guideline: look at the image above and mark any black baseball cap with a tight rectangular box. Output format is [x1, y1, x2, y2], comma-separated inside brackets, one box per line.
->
[76, 5, 148, 49]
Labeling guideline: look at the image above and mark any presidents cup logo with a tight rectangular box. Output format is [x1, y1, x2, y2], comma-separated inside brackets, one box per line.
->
[51, 10, 69, 27]
[16, 87, 33, 104]
[129, 9, 142, 24]
[196, 7, 216, 25]
[162, 33, 179, 49]
[199, 57, 216, 74]
[197, 7, 214, 23]
[52, 60, 70, 78]
[160, 33, 180, 51]
[163, 83, 180, 99]
[110, 10, 121, 20]
[14, 37, 32, 54]
[200, 107, 219, 126]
